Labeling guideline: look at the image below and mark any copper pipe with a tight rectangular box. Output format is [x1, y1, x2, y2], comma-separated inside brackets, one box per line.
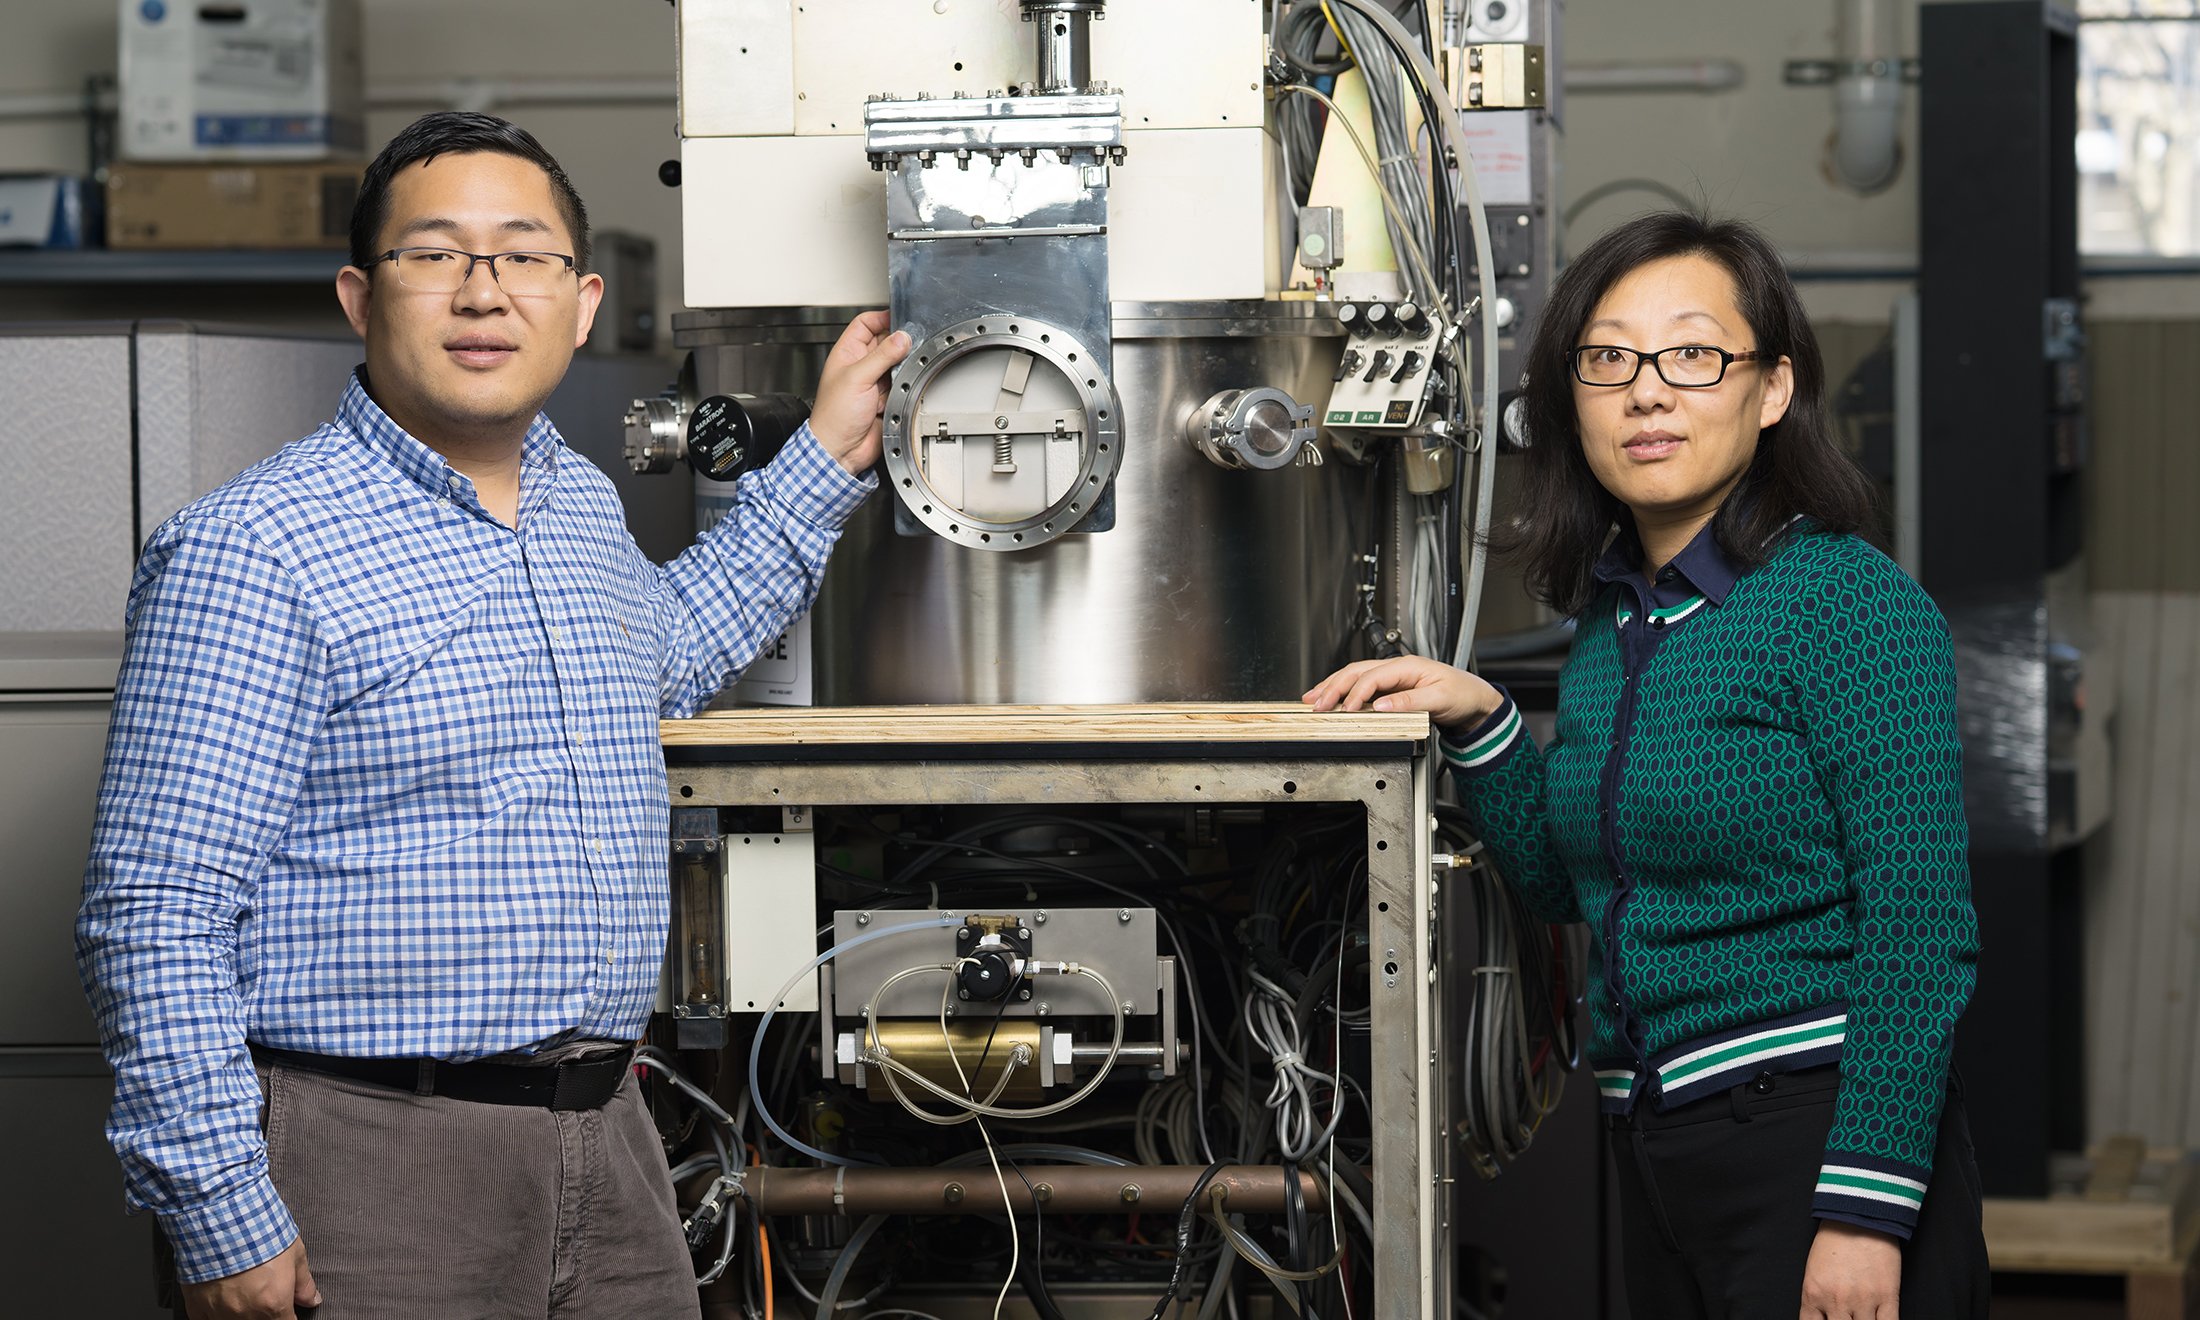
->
[741, 1164, 1335, 1216]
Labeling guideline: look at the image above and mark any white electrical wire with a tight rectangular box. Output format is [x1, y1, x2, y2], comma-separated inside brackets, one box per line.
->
[936, 964, 1019, 1320]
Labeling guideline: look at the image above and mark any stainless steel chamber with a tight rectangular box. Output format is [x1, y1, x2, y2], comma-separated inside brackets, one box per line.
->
[675, 300, 1372, 705]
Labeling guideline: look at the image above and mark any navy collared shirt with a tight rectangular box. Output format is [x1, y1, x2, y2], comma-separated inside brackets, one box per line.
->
[1591, 518, 1742, 671]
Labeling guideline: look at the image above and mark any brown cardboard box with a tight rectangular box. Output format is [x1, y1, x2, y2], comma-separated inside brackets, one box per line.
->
[106, 161, 363, 250]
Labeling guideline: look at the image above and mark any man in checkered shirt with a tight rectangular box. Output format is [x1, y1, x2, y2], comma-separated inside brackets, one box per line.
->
[77, 112, 909, 1320]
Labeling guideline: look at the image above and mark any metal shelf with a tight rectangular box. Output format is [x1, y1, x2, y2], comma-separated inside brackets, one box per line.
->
[0, 248, 344, 285]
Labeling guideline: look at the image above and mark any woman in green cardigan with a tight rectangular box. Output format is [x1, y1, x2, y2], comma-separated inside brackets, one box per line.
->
[1306, 211, 1988, 1319]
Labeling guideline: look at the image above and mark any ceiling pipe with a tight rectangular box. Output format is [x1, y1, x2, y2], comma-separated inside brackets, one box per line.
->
[1563, 60, 1746, 94]
[1827, 0, 1905, 193]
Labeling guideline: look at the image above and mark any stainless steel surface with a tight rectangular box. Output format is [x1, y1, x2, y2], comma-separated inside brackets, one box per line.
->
[884, 316, 1121, 547]
[1189, 386, 1318, 471]
[873, 88, 1123, 551]
[624, 389, 686, 474]
[680, 304, 1370, 704]
[830, 907, 1160, 1019]
[674, 300, 1343, 344]
[1026, 1, 1099, 95]
[864, 94, 1122, 161]
[666, 742, 1439, 1320]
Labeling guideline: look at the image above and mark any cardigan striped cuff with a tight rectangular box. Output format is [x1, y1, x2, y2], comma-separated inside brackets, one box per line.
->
[1439, 691, 1525, 776]
[1814, 1152, 1930, 1238]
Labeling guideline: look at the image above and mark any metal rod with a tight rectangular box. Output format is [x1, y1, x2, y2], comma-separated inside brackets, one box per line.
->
[742, 1163, 1338, 1216]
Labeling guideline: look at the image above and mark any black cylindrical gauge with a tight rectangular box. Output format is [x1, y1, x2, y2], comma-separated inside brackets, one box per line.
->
[1394, 301, 1431, 337]
[686, 393, 812, 482]
[1334, 302, 1361, 334]
[1365, 303, 1398, 337]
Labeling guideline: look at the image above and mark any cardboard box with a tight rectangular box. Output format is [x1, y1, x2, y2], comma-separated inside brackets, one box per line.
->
[106, 161, 362, 249]
[0, 176, 100, 248]
[119, 0, 364, 161]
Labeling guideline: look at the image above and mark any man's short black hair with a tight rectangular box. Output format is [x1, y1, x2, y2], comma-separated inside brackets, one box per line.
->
[350, 111, 593, 273]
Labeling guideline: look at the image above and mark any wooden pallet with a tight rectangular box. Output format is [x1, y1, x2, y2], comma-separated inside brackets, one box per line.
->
[1983, 1137, 2200, 1320]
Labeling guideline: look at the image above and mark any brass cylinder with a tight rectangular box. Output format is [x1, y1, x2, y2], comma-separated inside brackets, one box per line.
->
[742, 1164, 1335, 1216]
[862, 1018, 1046, 1103]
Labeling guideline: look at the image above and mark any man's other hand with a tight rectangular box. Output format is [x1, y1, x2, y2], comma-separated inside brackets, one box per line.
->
[809, 310, 913, 475]
[183, 1237, 321, 1319]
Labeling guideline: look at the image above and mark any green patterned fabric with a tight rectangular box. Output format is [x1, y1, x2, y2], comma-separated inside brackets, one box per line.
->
[1448, 529, 1978, 1237]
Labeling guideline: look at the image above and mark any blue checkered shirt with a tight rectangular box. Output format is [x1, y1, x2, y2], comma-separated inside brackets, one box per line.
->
[77, 371, 872, 1282]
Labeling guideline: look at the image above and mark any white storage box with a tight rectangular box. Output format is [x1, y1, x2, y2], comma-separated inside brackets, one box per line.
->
[118, 0, 364, 161]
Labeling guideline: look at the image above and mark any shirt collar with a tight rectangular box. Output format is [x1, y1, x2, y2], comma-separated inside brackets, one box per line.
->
[338, 367, 562, 500]
[1592, 516, 1743, 608]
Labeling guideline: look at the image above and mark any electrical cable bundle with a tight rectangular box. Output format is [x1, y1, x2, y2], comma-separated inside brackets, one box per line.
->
[1265, 0, 1503, 667]
[1438, 806, 1586, 1178]
[641, 803, 1424, 1319]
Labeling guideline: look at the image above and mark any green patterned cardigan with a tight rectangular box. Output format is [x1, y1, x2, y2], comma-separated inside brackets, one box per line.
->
[1445, 527, 1979, 1239]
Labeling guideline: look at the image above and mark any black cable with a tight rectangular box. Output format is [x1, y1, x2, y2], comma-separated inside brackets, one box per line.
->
[1275, 1, 1353, 77]
[746, 1196, 767, 1320]
[997, 1158, 1068, 1320]
[968, 962, 1024, 1095]
[1142, 1160, 1232, 1320]
[1282, 1158, 1315, 1318]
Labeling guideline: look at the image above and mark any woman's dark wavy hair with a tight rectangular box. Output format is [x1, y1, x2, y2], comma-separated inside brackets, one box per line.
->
[1499, 211, 1875, 614]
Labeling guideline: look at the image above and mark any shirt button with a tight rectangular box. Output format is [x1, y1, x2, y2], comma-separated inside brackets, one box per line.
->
[550, 627, 564, 644]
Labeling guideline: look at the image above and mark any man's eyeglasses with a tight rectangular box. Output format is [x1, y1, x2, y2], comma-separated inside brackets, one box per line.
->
[1568, 344, 1770, 389]
[366, 246, 578, 297]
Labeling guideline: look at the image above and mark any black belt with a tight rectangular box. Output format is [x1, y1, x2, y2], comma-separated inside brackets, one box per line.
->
[251, 1044, 633, 1111]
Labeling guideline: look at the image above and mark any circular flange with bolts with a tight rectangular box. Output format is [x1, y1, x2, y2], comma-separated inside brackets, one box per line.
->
[881, 316, 1122, 550]
[1187, 386, 1316, 471]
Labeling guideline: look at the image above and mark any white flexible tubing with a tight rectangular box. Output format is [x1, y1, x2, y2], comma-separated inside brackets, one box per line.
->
[746, 913, 960, 1167]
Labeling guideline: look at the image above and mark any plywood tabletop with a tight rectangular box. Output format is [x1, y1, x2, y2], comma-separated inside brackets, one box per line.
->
[660, 702, 1431, 748]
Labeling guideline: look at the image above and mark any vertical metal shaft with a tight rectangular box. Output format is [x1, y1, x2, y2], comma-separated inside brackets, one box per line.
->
[1023, 1, 1102, 93]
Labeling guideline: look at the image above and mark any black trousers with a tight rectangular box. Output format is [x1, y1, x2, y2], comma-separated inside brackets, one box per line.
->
[1606, 1068, 1990, 1319]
